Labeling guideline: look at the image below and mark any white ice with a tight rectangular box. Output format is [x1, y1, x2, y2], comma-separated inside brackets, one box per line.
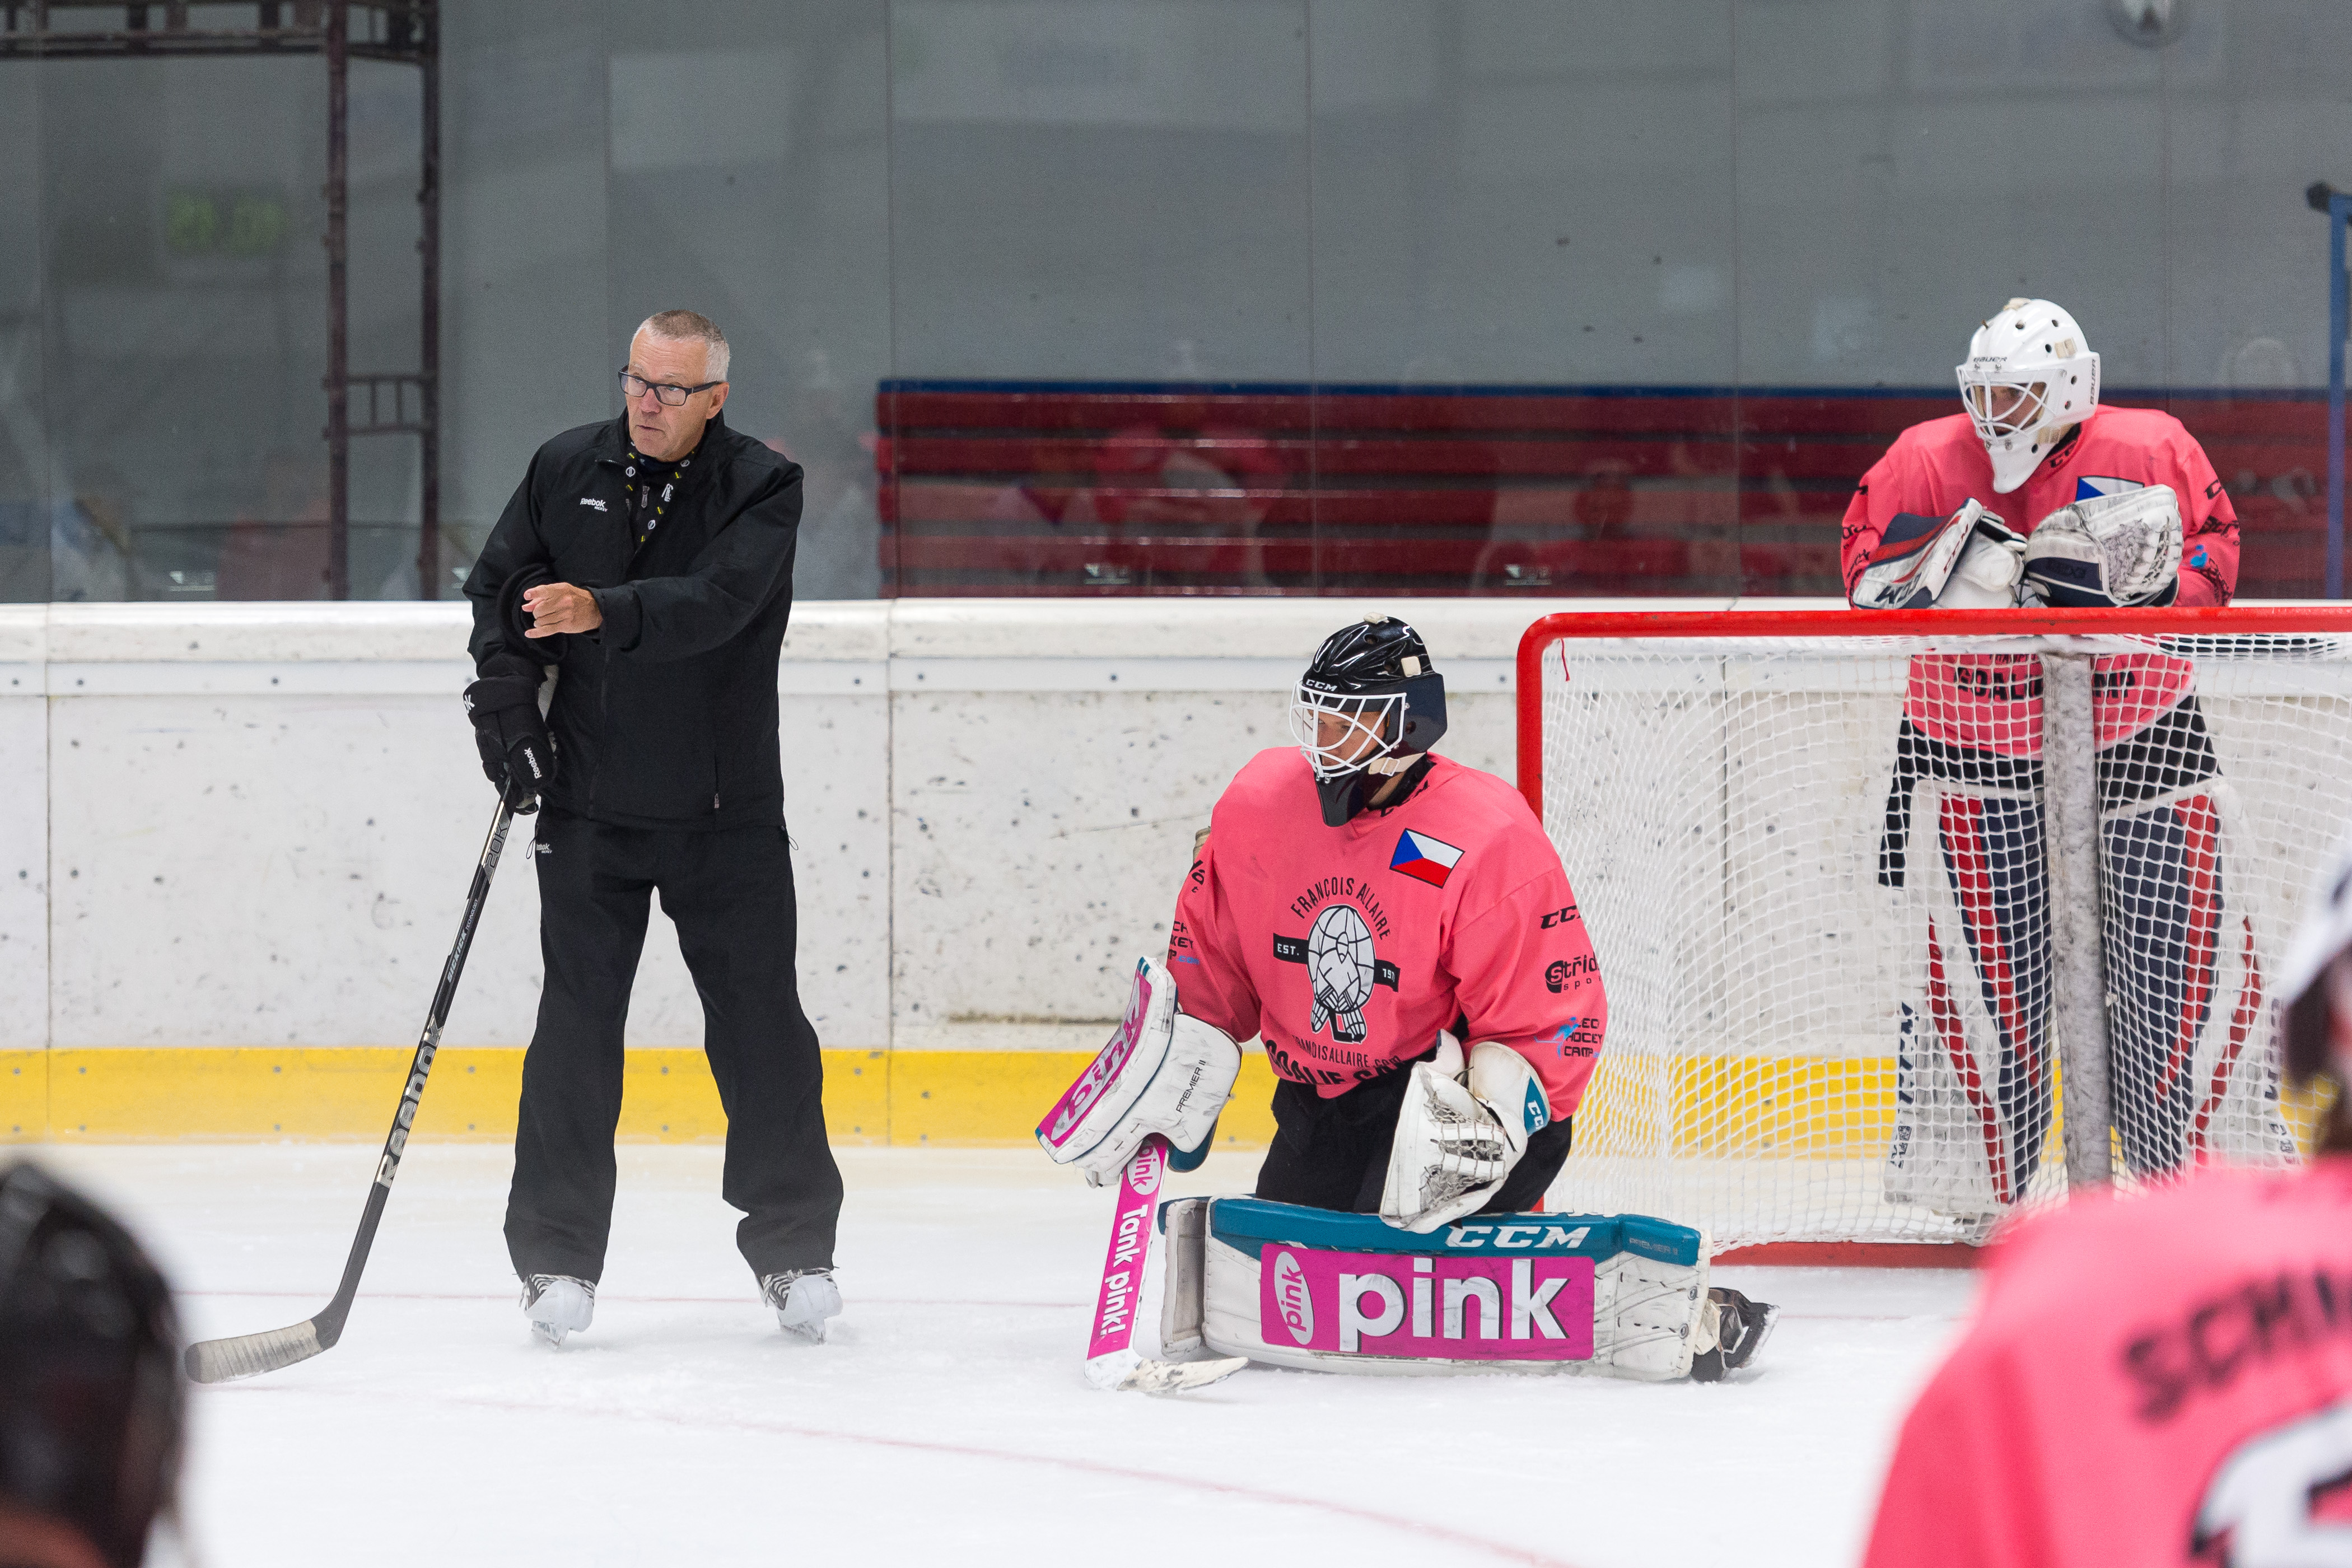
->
[29, 1145, 1979, 1568]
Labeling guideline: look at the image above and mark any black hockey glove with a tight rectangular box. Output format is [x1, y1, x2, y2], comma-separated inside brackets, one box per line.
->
[463, 652, 554, 811]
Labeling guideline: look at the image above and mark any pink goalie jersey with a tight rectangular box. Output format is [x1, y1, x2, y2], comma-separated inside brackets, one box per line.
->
[1841, 405, 2239, 757]
[1168, 749, 1603, 1121]
[1865, 1160, 2352, 1568]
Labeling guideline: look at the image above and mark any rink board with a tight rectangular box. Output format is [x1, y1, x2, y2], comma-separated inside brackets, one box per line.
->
[2, 1047, 2318, 1153]
[0, 1047, 1284, 1150]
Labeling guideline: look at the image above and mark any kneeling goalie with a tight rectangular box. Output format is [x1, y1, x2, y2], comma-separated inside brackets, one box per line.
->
[1039, 616, 1775, 1382]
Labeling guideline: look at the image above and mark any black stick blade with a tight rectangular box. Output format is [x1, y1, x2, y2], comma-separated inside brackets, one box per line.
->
[186, 1319, 325, 1384]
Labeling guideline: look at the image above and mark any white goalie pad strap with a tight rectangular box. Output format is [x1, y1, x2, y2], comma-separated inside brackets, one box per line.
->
[1852, 500, 1999, 610]
[1194, 1198, 1710, 1382]
[1035, 955, 1240, 1186]
[1378, 1042, 1547, 1234]
[1884, 778, 2048, 1229]
[2020, 486, 2183, 608]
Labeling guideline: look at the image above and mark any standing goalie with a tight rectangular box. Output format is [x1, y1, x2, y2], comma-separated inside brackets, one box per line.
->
[1038, 616, 1775, 1378]
[1843, 298, 2291, 1228]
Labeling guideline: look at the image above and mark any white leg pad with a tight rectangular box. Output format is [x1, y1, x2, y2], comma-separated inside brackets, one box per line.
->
[1194, 1199, 1713, 1382]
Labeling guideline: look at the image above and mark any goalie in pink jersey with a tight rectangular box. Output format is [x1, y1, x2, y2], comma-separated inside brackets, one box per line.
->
[1842, 300, 2289, 1230]
[1038, 615, 1775, 1380]
[1865, 830, 2352, 1568]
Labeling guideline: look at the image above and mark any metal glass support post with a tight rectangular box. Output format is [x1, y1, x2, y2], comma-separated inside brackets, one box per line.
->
[324, 1, 350, 599]
[2312, 183, 2351, 600]
[416, 0, 439, 599]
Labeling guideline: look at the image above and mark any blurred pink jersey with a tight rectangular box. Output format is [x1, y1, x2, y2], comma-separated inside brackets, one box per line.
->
[1865, 1159, 2352, 1568]
[1168, 749, 1603, 1121]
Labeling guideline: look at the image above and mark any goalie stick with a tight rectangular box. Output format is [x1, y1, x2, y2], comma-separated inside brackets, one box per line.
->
[1083, 1133, 1247, 1394]
[186, 795, 520, 1384]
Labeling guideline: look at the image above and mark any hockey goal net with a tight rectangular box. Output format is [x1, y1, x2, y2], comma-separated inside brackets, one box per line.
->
[1520, 606, 2352, 1253]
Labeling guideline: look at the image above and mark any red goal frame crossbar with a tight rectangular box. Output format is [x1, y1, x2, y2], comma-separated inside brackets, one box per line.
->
[1513, 605, 2352, 1268]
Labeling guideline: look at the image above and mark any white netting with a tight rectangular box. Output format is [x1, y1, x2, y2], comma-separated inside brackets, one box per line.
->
[1536, 625, 2352, 1248]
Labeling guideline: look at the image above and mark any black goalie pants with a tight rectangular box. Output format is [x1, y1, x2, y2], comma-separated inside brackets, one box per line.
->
[504, 808, 842, 1284]
[1254, 1063, 1575, 1216]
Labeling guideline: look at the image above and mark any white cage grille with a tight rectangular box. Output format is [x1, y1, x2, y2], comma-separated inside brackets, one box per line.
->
[1521, 609, 2352, 1250]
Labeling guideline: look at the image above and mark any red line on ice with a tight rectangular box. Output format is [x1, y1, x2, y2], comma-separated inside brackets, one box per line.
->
[214, 1382, 1584, 1565]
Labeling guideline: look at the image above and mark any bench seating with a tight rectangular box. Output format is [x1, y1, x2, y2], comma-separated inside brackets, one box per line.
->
[874, 382, 2334, 597]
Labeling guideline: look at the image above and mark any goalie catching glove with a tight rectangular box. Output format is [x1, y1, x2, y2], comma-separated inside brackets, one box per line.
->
[1037, 955, 1241, 1187]
[2019, 485, 2182, 608]
[1379, 1038, 1550, 1233]
[1851, 500, 2025, 610]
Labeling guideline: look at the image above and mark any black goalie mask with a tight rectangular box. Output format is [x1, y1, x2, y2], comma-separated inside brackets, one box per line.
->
[1287, 616, 1448, 826]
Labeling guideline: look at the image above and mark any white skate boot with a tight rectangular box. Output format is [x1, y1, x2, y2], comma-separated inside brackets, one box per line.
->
[522, 1274, 595, 1347]
[760, 1268, 841, 1344]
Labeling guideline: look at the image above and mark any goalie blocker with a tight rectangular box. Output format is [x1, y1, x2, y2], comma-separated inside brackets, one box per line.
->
[1158, 1197, 1775, 1383]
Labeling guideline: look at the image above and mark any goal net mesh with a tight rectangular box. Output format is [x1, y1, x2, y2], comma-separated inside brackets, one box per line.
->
[1532, 620, 2352, 1249]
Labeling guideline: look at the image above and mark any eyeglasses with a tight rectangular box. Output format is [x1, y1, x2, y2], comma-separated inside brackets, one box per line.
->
[618, 368, 723, 407]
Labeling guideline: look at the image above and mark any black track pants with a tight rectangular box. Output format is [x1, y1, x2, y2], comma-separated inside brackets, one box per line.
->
[504, 808, 843, 1283]
[1253, 1065, 1574, 1217]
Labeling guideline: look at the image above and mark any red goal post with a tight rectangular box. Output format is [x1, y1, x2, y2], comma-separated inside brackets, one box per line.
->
[1515, 606, 2352, 1265]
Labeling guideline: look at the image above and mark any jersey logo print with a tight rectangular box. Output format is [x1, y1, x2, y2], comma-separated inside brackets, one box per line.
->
[2194, 1398, 2352, 1566]
[1273, 918, 1401, 1044]
[2075, 475, 2146, 501]
[1391, 829, 1465, 888]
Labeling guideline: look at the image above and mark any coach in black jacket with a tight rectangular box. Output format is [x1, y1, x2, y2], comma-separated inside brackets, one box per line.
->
[461, 309, 843, 1349]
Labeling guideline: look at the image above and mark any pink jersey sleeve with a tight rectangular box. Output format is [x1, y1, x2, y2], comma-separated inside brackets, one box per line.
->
[1445, 853, 1605, 1121]
[1166, 830, 1261, 1043]
[2164, 429, 2238, 607]
[1840, 441, 1935, 600]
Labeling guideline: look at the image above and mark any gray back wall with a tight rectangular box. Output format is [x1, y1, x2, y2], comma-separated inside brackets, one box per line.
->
[1, 0, 2342, 600]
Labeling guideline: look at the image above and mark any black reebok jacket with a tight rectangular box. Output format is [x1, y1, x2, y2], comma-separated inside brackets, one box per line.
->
[464, 412, 805, 830]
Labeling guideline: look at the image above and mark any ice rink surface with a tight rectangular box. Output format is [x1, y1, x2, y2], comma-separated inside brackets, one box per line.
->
[28, 1144, 1979, 1567]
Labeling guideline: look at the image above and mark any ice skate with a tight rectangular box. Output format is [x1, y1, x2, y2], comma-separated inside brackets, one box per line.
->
[1690, 1287, 1778, 1383]
[761, 1268, 841, 1343]
[521, 1273, 595, 1347]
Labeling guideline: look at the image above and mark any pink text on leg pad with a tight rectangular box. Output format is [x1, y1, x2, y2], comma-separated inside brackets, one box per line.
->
[1086, 1138, 1168, 1361]
[1259, 1245, 1594, 1361]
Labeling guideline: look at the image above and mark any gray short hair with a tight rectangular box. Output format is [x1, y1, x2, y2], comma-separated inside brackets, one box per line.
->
[635, 309, 730, 384]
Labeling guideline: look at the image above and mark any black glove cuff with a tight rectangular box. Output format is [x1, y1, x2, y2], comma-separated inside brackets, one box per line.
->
[464, 672, 543, 720]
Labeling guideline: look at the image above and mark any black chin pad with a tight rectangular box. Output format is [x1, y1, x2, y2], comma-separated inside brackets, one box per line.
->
[1318, 772, 1370, 827]
[498, 563, 562, 656]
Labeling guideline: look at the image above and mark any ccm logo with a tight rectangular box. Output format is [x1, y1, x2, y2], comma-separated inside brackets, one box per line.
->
[1538, 906, 1579, 929]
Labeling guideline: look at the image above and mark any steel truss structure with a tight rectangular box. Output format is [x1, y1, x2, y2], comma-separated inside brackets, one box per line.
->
[1, 1, 441, 599]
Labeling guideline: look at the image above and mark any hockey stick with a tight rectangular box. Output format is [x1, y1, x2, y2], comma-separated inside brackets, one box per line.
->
[1083, 1134, 1247, 1395]
[186, 795, 521, 1384]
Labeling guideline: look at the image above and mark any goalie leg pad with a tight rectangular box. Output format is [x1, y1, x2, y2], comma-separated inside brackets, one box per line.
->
[1197, 1198, 1726, 1382]
[1038, 956, 1242, 1186]
[2098, 779, 2294, 1175]
[1884, 779, 2054, 1221]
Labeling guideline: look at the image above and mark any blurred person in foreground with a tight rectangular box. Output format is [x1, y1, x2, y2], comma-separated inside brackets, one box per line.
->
[0, 1163, 184, 1568]
[461, 309, 843, 1349]
[1863, 828, 2352, 1566]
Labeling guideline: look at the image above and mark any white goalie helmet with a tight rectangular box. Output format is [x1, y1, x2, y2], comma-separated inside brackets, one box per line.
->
[1956, 298, 2101, 493]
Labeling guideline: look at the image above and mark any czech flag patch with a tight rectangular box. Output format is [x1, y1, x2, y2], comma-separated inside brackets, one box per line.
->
[1390, 829, 1464, 888]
